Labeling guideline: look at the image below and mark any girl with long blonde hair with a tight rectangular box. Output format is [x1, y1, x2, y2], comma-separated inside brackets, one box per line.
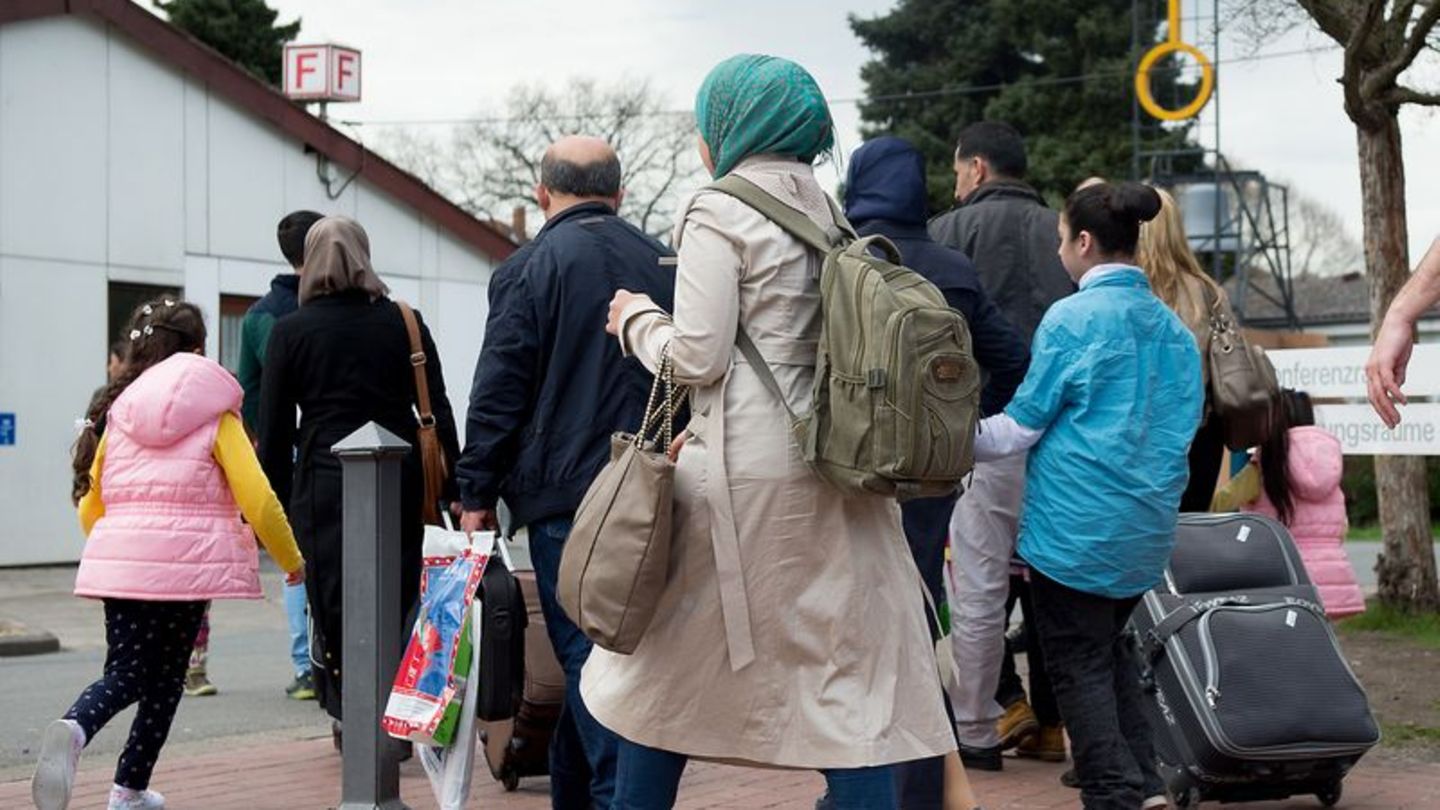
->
[1138, 186, 1236, 511]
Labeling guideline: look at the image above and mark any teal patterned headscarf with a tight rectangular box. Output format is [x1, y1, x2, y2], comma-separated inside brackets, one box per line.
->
[695, 54, 836, 178]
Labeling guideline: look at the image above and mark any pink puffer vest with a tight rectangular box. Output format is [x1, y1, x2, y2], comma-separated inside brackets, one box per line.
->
[75, 353, 262, 601]
[1250, 426, 1365, 619]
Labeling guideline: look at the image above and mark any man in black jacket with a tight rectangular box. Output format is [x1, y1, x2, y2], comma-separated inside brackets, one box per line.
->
[929, 122, 1075, 771]
[456, 136, 674, 810]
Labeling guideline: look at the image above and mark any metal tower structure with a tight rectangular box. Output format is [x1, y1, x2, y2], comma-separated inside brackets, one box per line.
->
[1130, 0, 1299, 328]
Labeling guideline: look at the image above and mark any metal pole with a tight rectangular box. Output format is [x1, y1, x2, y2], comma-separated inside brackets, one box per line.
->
[333, 422, 412, 810]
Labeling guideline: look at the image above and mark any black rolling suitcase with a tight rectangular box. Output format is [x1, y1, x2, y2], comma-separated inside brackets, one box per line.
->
[1131, 513, 1379, 808]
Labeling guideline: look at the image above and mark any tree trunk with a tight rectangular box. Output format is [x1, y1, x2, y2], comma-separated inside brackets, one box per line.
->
[1357, 114, 1440, 613]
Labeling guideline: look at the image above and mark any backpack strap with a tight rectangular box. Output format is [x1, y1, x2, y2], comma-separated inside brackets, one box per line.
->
[708, 175, 851, 253]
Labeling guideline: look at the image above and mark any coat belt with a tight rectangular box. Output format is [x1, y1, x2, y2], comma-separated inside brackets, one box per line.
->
[703, 364, 757, 672]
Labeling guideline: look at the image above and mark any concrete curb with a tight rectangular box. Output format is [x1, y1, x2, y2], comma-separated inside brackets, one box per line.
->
[0, 630, 60, 657]
[0, 617, 61, 656]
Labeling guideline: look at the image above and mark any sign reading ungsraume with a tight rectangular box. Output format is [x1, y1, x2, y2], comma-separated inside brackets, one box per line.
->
[1267, 345, 1440, 456]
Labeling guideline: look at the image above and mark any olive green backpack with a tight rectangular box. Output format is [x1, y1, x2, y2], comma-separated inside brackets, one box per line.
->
[710, 175, 981, 500]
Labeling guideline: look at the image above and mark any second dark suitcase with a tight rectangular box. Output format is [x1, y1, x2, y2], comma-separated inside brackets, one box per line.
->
[1132, 513, 1380, 808]
[480, 568, 565, 792]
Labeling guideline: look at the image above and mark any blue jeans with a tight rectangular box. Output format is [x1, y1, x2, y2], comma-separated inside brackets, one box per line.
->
[616, 739, 898, 810]
[530, 516, 618, 809]
[283, 578, 310, 677]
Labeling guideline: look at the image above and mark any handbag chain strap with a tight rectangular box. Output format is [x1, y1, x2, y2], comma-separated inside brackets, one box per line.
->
[636, 343, 685, 450]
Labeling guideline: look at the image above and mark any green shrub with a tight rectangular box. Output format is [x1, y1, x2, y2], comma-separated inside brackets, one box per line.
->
[1341, 456, 1440, 528]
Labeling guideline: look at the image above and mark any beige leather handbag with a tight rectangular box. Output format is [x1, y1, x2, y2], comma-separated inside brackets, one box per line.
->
[558, 346, 683, 654]
[1202, 286, 1280, 450]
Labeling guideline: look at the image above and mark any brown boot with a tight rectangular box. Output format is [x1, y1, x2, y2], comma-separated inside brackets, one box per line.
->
[1016, 724, 1066, 762]
[996, 699, 1039, 750]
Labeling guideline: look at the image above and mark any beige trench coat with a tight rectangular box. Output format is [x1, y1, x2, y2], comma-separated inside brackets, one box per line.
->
[580, 156, 955, 769]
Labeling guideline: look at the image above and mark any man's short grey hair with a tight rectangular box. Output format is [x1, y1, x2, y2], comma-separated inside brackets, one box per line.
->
[540, 152, 622, 198]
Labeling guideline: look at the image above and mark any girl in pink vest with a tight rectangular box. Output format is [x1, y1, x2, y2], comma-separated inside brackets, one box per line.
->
[1213, 390, 1365, 619]
[32, 299, 305, 810]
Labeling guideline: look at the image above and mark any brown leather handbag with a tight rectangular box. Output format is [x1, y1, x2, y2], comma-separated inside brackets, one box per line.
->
[1201, 286, 1280, 450]
[397, 301, 449, 525]
[558, 345, 684, 654]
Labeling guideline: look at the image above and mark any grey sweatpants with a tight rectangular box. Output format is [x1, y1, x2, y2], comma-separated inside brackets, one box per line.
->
[946, 453, 1027, 748]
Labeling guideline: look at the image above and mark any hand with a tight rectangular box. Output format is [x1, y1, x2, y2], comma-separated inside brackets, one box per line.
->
[1366, 315, 1415, 429]
[448, 501, 463, 519]
[606, 290, 643, 336]
[667, 431, 689, 462]
[461, 509, 498, 535]
[285, 563, 306, 586]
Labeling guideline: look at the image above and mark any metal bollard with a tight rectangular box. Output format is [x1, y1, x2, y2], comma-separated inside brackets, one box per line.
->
[333, 423, 412, 810]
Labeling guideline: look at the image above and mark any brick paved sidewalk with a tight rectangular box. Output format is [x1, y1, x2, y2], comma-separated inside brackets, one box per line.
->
[2, 734, 1436, 809]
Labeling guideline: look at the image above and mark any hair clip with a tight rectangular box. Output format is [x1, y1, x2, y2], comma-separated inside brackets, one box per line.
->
[143, 325, 154, 336]
[142, 304, 153, 316]
[163, 299, 176, 307]
[129, 329, 142, 341]
[74, 417, 95, 433]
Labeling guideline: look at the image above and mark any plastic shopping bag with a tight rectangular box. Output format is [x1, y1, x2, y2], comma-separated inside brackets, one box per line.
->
[417, 609, 482, 810]
[382, 530, 494, 746]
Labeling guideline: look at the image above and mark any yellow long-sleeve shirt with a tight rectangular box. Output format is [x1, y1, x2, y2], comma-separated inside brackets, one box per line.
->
[79, 412, 304, 574]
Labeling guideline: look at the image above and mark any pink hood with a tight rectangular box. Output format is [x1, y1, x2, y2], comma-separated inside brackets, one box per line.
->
[1284, 426, 1344, 502]
[109, 353, 242, 447]
[1249, 425, 1364, 619]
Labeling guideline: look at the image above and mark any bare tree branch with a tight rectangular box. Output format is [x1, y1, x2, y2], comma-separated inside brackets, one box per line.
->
[375, 78, 704, 238]
[1367, 0, 1440, 97]
[1386, 84, 1440, 105]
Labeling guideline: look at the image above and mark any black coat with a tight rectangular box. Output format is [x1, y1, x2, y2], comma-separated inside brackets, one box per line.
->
[257, 290, 461, 719]
[454, 202, 676, 527]
[929, 180, 1075, 342]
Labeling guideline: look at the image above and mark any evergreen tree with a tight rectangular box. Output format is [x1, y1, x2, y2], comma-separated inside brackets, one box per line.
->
[157, 0, 300, 87]
[851, 0, 1197, 211]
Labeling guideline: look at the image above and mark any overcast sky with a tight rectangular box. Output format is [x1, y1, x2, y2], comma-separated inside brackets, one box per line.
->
[254, 0, 1440, 265]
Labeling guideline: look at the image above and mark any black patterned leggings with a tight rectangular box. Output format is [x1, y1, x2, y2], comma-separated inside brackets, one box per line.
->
[64, 599, 207, 790]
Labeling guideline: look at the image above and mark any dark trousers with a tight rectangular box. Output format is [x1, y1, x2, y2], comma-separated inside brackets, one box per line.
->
[618, 738, 898, 810]
[529, 515, 619, 810]
[64, 599, 207, 791]
[894, 493, 963, 809]
[994, 572, 1061, 727]
[1030, 570, 1162, 810]
[1180, 413, 1224, 512]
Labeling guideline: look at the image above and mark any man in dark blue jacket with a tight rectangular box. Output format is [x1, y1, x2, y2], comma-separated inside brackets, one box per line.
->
[237, 209, 323, 704]
[844, 136, 1029, 607]
[843, 136, 1029, 806]
[456, 136, 674, 810]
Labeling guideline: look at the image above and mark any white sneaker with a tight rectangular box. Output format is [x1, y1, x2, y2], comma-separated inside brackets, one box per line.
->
[1142, 795, 1171, 810]
[31, 719, 84, 810]
[107, 785, 165, 810]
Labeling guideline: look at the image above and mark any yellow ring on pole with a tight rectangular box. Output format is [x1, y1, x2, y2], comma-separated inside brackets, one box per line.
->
[1135, 40, 1214, 122]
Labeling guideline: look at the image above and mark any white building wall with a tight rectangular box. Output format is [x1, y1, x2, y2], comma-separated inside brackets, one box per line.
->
[0, 16, 498, 565]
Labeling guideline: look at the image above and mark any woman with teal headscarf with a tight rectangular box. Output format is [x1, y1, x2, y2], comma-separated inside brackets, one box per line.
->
[585, 55, 960, 810]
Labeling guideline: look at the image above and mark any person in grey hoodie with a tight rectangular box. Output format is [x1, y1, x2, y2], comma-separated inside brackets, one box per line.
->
[929, 121, 1075, 771]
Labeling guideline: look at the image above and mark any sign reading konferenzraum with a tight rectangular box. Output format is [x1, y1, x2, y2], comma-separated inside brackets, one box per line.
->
[1268, 345, 1440, 456]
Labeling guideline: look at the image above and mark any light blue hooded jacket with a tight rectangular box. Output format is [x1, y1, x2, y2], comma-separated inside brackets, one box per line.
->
[1009, 265, 1203, 598]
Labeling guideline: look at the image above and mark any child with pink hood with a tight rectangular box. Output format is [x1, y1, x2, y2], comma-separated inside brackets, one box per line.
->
[32, 299, 304, 810]
[1213, 390, 1365, 619]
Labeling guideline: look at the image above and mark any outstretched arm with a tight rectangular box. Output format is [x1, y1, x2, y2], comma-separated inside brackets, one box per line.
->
[1367, 236, 1440, 427]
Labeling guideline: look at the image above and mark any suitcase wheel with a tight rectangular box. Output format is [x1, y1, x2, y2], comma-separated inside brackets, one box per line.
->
[1316, 782, 1342, 808]
[502, 769, 520, 792]
[1172, 786, 1202, 809]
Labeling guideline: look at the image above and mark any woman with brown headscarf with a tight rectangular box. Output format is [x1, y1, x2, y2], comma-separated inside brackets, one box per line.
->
[257, 216, 461, 730]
